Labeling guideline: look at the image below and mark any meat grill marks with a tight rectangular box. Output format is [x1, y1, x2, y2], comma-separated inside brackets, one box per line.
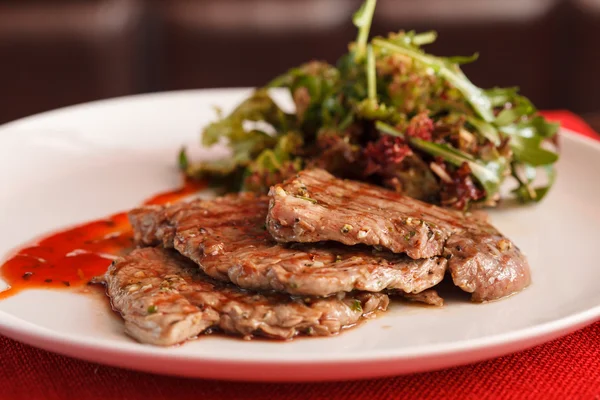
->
[267, 169, 531, 301]
[267, 168, 460, 259]
[105, 248, 389, 345]
[129, 194, 447, 297]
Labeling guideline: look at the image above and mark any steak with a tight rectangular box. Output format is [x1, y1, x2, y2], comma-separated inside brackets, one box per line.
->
[445, 232, 530, 302]
[401, 289, 444, 307]
[105, 247, 389, 345]
[267, 168, 456, 258]
[129, 194, 447, 297]
[267, 169, 531, 301]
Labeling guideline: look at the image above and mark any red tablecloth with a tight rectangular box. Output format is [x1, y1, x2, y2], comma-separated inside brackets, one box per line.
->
[2, 111, 600, 400]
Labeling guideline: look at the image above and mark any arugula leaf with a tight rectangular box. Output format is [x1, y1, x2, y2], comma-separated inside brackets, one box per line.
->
[269, 62, 340, 133]
[367, 45, 377, 101]
[229, 131, 278, 164]
[494, 97, 536, 127]
[410, 31, 437, 46]
[494, 108, 521, 126]
[353, 0, 377, 60]
[413, 139, 507, 199]
[445, 53, 479, 65]
[240, 135, 304, 193]
[505, 134, 559, 166]
[387, 30, 437, 48]
[534, 165, 557, 201]
[185, 158, 239, 179]
[203, 92, 284, 145]
[484, 87, 520, 108]
[375, 120, 405, 137]
[269, 62, 339, 94]
[273, 131, 304, 159]
[245, 132, 303, 173]
[372, 38, 495, 122]
[178, 147, 189, 171]
[512, 163, 556, 203]
[466, 116, 501, 145]
[356, 99, 404, 123]
[529, 115, 560, 138]
[200, 90, 287, 172]
[499, 118, 559, 166]
[500, 117, 559, 140]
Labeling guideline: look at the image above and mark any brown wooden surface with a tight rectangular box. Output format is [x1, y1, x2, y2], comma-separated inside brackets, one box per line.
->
[0, 0, 599, 124]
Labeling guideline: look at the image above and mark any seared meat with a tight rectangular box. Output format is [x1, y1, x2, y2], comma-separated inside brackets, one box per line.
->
[106, 247, 389, 345]
[267, 169, 530, 301]
[267, 168, 453, 258]
[445, 233, 530, 302]
[129, 194, 447, 297]
[401, 289, 444, 306]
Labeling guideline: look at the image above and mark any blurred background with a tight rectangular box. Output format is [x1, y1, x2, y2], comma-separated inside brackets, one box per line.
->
[0, 0, 599, 129]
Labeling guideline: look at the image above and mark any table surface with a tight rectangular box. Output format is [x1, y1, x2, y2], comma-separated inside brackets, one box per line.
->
[2, 323, 600, 400]
[583, 113, 600, 133]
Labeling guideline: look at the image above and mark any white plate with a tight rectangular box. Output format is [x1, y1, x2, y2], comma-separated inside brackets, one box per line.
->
[1, 89, 599, 382]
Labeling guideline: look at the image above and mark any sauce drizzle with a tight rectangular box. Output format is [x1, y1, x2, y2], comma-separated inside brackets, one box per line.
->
[0, 177, 206, 300]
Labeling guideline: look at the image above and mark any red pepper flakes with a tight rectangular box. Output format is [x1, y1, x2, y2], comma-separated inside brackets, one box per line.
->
[406, 112, 434, 141]
[364, 135, 412, 176]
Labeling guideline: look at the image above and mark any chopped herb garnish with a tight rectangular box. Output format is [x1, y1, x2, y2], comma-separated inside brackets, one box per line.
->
[404, 231, 416, 240]
[350, 300, 363, 312]
[341, 224, 353, 234]
[294, 195, 317, 204]
[147, 305, 158, 314]
[44, 279, 53, 283]
[62, 281, 71, 287]
[22, 272, 33, 280]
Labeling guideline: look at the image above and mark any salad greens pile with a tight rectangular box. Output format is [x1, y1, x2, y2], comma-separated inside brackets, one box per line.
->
[181, 0, 559, 209]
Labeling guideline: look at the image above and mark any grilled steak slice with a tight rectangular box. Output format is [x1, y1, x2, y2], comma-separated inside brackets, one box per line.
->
[267, 168, 453, 258]
[106, 247, 389, 345]
[129, 194, 447, 297]
[267, 169, 530, 301]
[445, 233, 530, 302]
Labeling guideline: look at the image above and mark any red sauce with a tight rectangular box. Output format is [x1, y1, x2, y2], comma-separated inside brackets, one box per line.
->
[0, 177, 207, 300]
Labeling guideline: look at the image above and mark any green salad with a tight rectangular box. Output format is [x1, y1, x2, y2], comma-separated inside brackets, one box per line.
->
[180, 0, 559, 210]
